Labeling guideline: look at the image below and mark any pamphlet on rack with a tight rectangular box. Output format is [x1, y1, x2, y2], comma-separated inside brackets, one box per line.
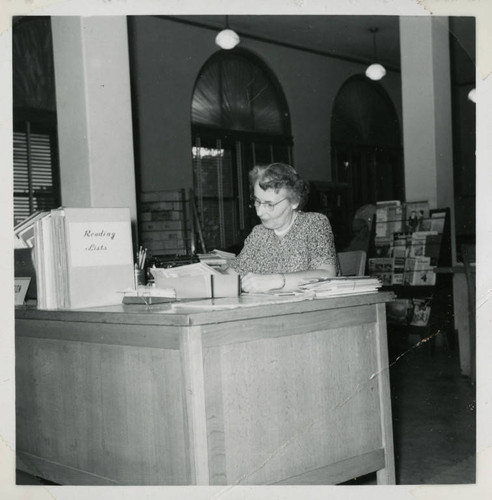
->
[403, 257, 436, 286]
[375, 200, 403, 238]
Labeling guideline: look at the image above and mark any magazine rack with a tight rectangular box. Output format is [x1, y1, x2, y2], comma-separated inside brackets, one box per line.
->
[367, 203, 453, 349]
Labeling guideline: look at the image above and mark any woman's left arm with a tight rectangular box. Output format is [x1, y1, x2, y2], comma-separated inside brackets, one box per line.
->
[241, 264, 337, 293]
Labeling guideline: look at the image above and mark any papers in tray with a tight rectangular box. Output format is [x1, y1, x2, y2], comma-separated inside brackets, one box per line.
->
[150, 263, 240, 299]
[151, 261, 220, 278]
[299, 276, 382, 298]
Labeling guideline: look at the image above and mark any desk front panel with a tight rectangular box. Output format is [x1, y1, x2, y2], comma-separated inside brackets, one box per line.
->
[16, 320, 190, 485]
[201, 304, 384, 485]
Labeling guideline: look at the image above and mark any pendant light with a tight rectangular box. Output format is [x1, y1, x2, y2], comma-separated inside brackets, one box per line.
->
[365, 27, 386, 81]
[215, 15, 240, 50]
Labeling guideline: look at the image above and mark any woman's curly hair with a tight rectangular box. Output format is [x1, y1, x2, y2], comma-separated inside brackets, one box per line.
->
[249, 163, 310, 209]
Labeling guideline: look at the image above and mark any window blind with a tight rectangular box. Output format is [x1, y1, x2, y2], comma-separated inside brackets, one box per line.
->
[13, 125, 58, 225]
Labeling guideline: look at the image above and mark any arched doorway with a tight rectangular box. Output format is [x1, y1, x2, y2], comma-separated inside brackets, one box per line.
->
[331, 76, 403, 248]
[191, 49, 292, 252]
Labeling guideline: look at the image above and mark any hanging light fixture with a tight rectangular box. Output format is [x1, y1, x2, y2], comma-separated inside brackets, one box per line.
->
[365, 27, 386, 81]
[215, 15, 240, 50]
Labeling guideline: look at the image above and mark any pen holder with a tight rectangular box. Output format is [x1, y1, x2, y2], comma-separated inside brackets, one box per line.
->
[134, 268, 147, 287]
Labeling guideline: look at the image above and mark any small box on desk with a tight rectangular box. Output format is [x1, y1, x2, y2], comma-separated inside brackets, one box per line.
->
[153, 273, 240, 299]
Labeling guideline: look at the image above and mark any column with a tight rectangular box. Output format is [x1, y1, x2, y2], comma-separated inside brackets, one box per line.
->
[51, 16, 137, 223]
[400, 16, 456, 262]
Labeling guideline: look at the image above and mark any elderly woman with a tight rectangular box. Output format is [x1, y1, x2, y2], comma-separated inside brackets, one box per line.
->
[230, 163, 337, 293]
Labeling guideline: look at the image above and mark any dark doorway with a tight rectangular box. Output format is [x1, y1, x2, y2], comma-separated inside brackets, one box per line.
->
[331, 76, 403, 248]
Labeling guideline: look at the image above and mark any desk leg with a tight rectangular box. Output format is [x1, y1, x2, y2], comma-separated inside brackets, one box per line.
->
[375, 303, 396, 484]
[180, 326, 210, 485]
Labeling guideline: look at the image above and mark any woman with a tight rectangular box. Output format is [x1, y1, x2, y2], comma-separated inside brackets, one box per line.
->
[230, 163, 337, 293]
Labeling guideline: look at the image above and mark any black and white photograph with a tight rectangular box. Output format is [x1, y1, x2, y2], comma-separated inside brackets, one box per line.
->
[2, 1, 491, 499]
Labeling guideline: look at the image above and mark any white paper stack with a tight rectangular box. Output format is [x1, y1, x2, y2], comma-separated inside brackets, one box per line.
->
[299, 276, 382, 298]
[152, 262, 220, 279]
[14, 210, 50, 248]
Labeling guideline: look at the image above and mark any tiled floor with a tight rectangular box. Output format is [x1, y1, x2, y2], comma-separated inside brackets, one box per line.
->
[388, 330, 476, 485]
[16, 330, 476, 486]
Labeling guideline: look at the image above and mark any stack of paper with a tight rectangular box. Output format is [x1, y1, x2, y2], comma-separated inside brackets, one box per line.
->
[14, 211, 50, 248]
[151, 262, 220, 279]
[33, 207, 135, 309]
[299, 276, 382, 298]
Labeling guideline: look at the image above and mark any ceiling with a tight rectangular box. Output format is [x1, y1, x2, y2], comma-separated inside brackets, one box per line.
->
[169, 15, 475, 83]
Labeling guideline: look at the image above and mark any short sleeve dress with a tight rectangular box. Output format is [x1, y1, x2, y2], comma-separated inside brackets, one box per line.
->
[231, 211, 337, 274]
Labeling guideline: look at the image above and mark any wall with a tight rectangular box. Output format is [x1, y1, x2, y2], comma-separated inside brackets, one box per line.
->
[129, 17, 402, 193]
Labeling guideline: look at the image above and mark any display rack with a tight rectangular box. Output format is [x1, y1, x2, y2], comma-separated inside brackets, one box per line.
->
[367, 202, 453, 347]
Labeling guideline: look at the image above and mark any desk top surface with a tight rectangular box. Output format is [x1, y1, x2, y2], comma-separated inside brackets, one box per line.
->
[16, 291, 394, 327]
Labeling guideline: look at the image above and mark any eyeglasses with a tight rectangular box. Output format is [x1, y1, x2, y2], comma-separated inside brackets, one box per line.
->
[250, 197, 288, 211]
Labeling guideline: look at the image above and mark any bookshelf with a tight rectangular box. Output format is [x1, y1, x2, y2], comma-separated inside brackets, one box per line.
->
[368, 201, 453, 344]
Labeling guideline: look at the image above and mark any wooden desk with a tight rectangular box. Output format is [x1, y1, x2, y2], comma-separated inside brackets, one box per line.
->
[16, 292, 395, 485]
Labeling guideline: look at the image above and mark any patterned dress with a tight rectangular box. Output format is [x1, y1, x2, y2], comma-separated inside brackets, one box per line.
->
[231, 211, 337, 274]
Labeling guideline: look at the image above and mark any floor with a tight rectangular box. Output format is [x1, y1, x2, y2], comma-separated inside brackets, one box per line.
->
[345, 327, 476, 485]
[16, 330, 476, 487]
[388, 329, 476, 485]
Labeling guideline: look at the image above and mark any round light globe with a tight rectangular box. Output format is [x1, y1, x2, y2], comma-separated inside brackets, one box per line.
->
[365, 63, 386, 81]
[467, 88, 476, 103]
[215, 29, 240, 50]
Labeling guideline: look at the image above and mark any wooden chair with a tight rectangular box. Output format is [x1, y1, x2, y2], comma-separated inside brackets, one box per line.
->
[337, 250, 367, 276]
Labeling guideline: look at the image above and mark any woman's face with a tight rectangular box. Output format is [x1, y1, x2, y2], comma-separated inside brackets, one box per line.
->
[252, 181, 298, 231]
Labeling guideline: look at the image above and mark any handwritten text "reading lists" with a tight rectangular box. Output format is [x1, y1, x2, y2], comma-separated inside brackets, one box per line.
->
[84, 229, 117, 252]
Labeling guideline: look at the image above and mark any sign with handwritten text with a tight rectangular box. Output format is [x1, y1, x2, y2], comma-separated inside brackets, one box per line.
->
[69, 222, 133, 267]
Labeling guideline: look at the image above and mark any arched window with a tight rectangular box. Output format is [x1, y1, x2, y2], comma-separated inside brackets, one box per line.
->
[191, 50, 291, 252]
[331, 76, 403, 247]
